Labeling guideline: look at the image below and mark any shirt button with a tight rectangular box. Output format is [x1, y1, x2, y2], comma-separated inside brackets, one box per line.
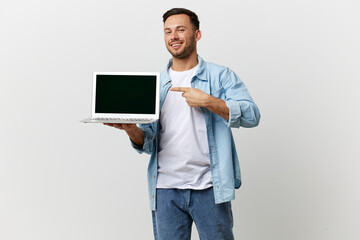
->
[153, 175, 156, 179]
[152, 195, 154, 199]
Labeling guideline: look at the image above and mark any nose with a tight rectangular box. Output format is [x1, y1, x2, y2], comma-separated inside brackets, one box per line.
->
[170, 31, 179, 41]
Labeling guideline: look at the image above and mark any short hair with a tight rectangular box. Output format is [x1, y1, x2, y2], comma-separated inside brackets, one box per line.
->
[163, 8, 200, 30]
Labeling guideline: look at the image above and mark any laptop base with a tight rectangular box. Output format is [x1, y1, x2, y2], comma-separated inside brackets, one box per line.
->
[80, 118, 156, 124]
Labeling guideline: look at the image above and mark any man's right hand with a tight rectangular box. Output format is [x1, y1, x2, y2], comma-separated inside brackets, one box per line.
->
[103, 123, 144, 147]
[103, 123, 137, 131]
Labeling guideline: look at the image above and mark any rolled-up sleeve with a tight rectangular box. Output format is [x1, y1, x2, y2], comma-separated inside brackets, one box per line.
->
[222, 69, 260, 128]
[130, 122, 157, 154]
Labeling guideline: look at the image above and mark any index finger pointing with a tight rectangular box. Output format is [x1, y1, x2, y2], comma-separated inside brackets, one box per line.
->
[170, 87, 191, 92]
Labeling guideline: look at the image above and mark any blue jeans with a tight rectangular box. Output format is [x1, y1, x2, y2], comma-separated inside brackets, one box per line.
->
[152, 187, 234, 240]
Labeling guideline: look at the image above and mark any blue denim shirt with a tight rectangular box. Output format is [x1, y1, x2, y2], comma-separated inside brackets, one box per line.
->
[132, 56, 260, 210]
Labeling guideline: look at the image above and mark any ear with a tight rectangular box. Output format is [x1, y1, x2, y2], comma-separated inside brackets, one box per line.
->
[195, 29, 202, 42]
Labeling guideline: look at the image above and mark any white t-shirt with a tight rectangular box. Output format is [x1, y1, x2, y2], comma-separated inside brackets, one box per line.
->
[156, 65, 212, 189]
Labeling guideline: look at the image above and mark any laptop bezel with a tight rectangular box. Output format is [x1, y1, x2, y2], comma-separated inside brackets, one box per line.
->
[91, 72, 160, 120]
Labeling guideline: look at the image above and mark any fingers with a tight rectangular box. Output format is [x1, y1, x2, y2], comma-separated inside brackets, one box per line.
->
[170, 87, 191, 92]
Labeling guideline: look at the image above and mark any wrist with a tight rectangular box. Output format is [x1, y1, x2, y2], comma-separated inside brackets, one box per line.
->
[126, 127, 144, 146]
[204, 94, 216, 108]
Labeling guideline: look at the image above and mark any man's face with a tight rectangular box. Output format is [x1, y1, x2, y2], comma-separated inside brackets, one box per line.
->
[164, 14, 200, 59]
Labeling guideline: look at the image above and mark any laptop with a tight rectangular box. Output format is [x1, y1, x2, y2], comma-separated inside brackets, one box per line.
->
[81, 72, 160, 124]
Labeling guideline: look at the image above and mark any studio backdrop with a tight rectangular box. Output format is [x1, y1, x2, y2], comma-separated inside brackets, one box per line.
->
[1, 0, 359, 239]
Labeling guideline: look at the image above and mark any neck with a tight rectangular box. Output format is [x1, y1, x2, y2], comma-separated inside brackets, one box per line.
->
[171, 51, 198, 71]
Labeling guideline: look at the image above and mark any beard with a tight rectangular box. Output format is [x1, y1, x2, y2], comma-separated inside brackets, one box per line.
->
[167, 35, 196, 59]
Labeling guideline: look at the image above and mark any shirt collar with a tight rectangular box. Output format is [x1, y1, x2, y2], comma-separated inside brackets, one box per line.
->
[164, 55, 208, 85]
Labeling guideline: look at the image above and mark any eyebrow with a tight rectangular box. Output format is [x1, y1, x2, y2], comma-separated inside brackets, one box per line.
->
[164, 25, 188, 31]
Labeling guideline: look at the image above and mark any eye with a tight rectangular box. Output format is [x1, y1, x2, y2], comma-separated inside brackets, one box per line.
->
[179, 29, 185, 32]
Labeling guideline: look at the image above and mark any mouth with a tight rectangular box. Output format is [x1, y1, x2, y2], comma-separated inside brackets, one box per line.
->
[170, 42, 183, 49]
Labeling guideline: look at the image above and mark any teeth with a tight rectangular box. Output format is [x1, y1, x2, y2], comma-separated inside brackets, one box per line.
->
[172, 44, 181, 47]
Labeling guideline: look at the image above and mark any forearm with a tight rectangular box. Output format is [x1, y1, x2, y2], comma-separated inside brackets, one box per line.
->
[125, 127, 144, 147]
[204, 95, 229, 120]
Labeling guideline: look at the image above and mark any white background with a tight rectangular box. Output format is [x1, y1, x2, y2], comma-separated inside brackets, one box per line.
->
[1, 0, 359, 239]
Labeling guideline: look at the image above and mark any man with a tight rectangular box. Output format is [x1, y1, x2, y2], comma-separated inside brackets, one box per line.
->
[105, 8, 260, 240]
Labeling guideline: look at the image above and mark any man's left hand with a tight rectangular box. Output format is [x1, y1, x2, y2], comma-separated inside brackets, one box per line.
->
[170, 87, 229, 120]
[170, 87, 210, 108]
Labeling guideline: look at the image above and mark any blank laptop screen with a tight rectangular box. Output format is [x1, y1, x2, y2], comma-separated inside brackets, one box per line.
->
[95, 74, 157, 114]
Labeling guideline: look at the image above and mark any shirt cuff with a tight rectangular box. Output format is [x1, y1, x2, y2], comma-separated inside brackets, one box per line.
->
[225, 100, 242, 127]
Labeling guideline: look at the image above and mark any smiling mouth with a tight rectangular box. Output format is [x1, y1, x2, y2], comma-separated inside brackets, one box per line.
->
[170, 42, 183, 48]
